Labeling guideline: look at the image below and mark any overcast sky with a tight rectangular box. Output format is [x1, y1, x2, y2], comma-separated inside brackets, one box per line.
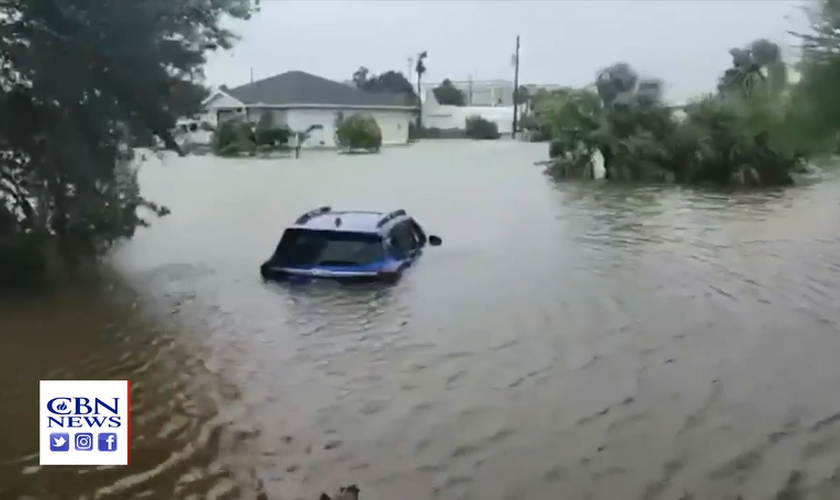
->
[204, 0, 809, 103]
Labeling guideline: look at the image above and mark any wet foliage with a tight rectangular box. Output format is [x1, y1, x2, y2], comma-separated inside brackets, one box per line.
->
[213, 114, 293, 157]
[352, 67, 418, 106]
[432, 79, 467, 106]
[535, 38, 826, 187]
[336, 114, 383, 153]
[788, 0, 840, 153]
[0, 0, 259, 288]
[465, 116, 501, 140]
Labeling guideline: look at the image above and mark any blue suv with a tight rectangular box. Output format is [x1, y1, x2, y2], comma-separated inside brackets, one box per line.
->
[260, 206, 442, 283]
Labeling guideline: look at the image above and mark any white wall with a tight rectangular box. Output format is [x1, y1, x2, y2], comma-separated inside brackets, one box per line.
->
[369, 110, 411, 145]
[422, 104, 515, 135]
[286, 109, 337, 148]
[201, 98, 412, 148]
[285, 108, 411, 148]
[421, 80, 514, 106]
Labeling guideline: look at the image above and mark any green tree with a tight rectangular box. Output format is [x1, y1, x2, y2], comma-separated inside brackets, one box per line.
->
[432, 79, 466, 106]
[353, 69, 417, 105]
[536, 87, 606, 178]
[790, 0, 840, 150]
[0, 0, 258, 288]
[515, 86, 531, 106]
[336, 114, 383, 152]
[541, 52, 811, 186]
[352, 66, 371, 88]
[718, 39, 785, 97]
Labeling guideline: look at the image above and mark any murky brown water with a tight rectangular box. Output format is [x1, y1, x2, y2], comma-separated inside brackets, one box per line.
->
[3, 140, 840, 500]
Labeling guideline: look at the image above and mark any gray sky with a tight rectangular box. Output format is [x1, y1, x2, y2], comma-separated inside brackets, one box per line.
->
[205, 0, 809, 103]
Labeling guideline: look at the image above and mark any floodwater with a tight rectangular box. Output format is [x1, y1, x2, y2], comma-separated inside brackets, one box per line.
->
[3, 140, 840, 500]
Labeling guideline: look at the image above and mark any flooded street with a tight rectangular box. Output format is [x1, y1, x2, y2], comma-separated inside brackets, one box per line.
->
[4, 140, 840, 500]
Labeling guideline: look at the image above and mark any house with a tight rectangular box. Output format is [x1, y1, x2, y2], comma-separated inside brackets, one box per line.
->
[202, 71, 418, 148]
[421, 79, 514, 107]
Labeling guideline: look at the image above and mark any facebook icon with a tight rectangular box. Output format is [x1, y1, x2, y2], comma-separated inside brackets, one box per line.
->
[97, 433, 118, 452]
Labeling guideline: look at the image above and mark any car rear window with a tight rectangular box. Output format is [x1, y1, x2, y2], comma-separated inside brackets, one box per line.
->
[272, 229, 384, 267]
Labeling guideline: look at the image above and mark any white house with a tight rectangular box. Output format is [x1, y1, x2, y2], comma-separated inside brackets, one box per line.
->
[420, 79, 567, 107]
[203, 71, 418, 148]
[422, 104, 516, 135]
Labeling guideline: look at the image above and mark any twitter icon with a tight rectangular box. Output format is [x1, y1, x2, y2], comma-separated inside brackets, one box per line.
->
[49, 432, 70, 452]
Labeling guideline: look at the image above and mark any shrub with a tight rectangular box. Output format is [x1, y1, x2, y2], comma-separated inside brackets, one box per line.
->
[213, 119, 255, 156]
[520, 114, 551, 142]
[256, 127, 292, 148]
[256, 111, 274, 130]
[465, 116, 500, 140]
[549, 139, 564, 159]
[336, 113, 382, 152]
[254, 112, 292, 150]
[212, 120, 238, 155]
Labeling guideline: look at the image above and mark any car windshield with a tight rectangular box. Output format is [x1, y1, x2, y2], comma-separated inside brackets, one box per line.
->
[272, 229, 384, 267]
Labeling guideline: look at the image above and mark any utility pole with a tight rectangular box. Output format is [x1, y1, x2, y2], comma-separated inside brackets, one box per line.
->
[467, 74, 473, 106]
[511, 35, 520, 138]
[407, 57, 414, 80]
[249, 67, 254, 84]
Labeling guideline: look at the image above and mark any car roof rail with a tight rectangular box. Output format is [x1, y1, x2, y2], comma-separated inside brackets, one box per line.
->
[376, 209, 407, 228]
[295, 206, 332, 224]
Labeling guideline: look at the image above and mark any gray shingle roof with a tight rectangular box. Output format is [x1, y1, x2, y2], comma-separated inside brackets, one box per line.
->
[225, 71, 412, 108]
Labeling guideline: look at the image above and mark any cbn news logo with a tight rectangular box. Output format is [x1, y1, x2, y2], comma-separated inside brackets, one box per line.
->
[39, 380, 130, 466]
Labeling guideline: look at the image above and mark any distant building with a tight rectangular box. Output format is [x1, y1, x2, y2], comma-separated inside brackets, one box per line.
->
[202, 71, 417, 148]
[421, 79, 565, 107]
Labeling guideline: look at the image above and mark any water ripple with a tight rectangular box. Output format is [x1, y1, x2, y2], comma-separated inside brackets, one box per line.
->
[3, 144, 840, 499]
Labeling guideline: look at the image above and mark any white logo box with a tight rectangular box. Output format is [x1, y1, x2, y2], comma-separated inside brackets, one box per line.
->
[40, 380, 130, 466]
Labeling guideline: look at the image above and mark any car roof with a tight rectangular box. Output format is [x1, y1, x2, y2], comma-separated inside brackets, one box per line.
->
[290, 210, 409, 234]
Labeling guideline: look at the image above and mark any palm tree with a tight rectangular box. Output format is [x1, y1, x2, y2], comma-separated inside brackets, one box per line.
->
[415, 51, 427, 128]
[718, 39, 783, 97]
[352, 66, 369, 89]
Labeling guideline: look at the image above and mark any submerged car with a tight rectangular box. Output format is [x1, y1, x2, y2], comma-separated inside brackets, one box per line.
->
[260, 206, 443, 283]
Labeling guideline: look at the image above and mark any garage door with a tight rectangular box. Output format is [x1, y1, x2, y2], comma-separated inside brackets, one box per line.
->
[374, 112, 408, 145]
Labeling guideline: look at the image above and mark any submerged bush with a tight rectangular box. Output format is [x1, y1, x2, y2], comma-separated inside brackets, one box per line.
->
[212, 115, 293, 156]
[213, 120, 252, 156]
[465, 116, 500, 140]
[254, 112, 292, 150]
[336, 113, 382, 152]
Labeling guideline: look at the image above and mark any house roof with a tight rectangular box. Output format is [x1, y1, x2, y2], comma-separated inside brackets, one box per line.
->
[225, 71, 412, 108]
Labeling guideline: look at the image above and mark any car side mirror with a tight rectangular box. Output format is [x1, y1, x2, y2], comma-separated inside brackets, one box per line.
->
[428, 235, 442, 246]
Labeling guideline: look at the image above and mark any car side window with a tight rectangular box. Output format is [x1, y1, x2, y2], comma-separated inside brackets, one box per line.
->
[388, 221, 418, 258]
